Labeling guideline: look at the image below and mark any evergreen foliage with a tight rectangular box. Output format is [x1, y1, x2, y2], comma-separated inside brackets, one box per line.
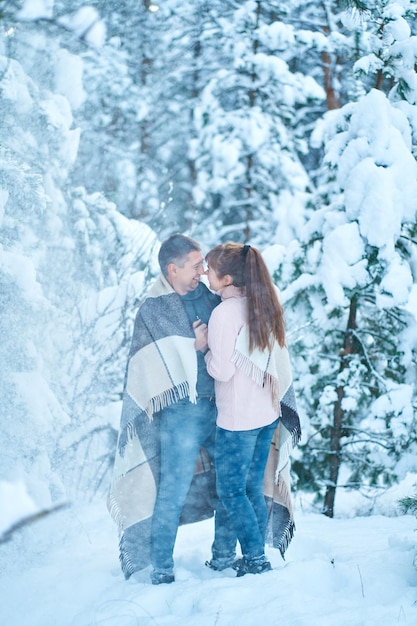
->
[399, 493, 417, 515]
[275, 1, 417, 515]
[1, 0, 417, 517]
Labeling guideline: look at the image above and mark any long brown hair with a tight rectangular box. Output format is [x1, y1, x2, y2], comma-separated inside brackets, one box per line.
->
[206, 242, 286, 352]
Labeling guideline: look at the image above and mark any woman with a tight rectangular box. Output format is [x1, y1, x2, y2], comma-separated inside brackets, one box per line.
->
[204, 242, 287, 577]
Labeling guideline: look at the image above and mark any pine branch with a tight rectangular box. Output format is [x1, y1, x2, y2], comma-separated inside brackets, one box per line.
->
[398, 495, 417, 515]
[337, 0, 371, 11]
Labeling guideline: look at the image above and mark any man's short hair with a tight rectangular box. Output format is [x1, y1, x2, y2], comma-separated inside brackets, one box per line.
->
[158, 234, 201, 277]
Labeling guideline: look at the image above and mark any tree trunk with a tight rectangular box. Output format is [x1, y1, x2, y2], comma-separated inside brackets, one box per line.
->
[321, 51, 341, 110]
[187, 33, 202, 224]
[323, 295, 358, 517]
[244, 1, 261, 241]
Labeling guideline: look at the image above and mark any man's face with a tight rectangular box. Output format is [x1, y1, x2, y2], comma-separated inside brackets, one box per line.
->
[167, 250, 206, 295]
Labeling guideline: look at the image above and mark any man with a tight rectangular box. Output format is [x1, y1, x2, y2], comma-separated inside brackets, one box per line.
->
[108, 234, 221, 584]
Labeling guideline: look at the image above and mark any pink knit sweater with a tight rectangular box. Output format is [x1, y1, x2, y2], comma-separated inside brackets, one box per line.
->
[205, 285, 278, 431]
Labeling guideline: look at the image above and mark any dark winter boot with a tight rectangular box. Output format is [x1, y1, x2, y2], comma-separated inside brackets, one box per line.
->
[235, 555, 272, 577]
[205, 556, 239, 571]
[150, 569, 175, 585]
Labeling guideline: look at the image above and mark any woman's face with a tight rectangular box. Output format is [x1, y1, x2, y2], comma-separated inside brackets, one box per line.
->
[206, 264, 231, 293]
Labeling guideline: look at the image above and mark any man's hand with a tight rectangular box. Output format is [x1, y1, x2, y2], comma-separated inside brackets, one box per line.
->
[193, 319, 208, 353]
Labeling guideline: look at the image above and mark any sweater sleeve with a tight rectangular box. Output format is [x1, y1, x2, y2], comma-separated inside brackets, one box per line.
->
[205, 302, 240, 382]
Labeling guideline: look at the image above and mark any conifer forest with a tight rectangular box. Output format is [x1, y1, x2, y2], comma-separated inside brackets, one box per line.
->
[1, 0, 417, 523]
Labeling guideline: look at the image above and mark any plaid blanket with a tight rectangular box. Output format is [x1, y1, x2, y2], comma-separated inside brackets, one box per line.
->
[108, 275, 301, 578]
[233, 326, 302, 558]
[107, 275, 216, 579]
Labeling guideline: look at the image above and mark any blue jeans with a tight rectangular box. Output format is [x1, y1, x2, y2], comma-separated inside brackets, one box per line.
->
[151, 397, 217, 572]
[214, 419, 279, 560]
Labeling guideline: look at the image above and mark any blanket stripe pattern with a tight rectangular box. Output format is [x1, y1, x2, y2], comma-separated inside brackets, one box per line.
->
[107, 275, 216, 579]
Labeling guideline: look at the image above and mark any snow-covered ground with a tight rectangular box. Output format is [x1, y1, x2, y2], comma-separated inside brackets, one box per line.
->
[1, 496, 416, 626]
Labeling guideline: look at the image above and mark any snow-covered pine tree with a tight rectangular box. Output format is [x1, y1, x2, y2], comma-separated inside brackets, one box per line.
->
[71, 0, 230, 238]
[276, 0, 417, 516]
[0, 10, 157, 510]
[70, 0, 163, 226]
[190, 0, 325, 246]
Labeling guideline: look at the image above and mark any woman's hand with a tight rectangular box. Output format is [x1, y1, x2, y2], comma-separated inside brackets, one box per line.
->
[193, 319, 208, 353]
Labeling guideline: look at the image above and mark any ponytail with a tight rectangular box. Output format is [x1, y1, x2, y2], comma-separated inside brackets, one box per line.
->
[206, 242, 286, 352]
[244, 245, 286, 352]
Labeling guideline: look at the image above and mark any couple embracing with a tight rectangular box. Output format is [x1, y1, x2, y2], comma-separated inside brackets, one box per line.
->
[108, 234, 301, 585]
